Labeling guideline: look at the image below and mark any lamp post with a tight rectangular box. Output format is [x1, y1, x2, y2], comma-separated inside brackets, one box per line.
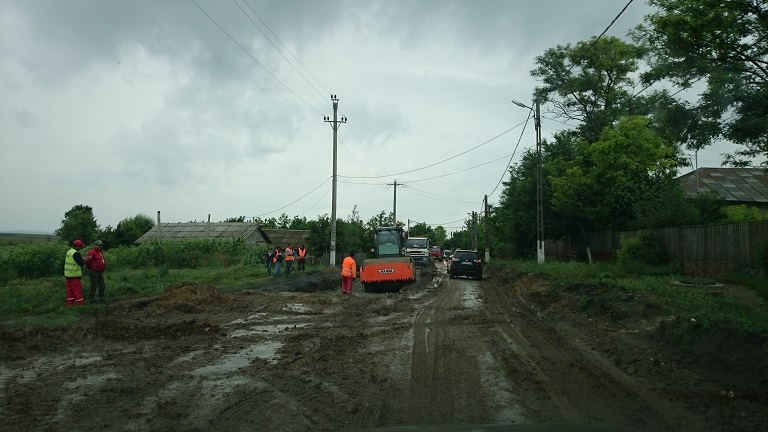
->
[512, 99, 545, 264]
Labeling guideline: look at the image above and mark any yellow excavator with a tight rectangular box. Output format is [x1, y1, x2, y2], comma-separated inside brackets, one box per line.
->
[359, 226, 416, 293]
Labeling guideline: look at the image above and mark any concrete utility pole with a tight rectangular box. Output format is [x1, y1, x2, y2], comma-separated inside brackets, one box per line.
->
[534, 99, 544, 264]
[387, 180, 405, 226]
[324, 95, 347, 267]
[484, 195, 490, 263]
[512, 98, 545, 263]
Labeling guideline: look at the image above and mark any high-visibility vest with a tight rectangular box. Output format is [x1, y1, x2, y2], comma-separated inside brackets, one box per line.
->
[285, 247, 294, 261]
[298, 247, 306, 259]
[341, 256, 356, 278]
[63, 248, 82, 277]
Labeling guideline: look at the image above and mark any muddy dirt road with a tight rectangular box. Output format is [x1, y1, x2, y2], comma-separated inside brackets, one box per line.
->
[1, 265, 765, 431]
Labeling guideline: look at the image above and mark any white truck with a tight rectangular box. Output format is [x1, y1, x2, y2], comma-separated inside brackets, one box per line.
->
[402, 236, 432, 268]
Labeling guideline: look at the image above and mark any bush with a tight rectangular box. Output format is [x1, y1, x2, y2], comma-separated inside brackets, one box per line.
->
[616, 231, 669, 266]
[0, 243, 68, 282]
[1, 239, 273, 283]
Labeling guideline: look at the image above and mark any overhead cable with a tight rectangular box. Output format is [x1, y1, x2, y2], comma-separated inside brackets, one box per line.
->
[488, 110, 532, 197]
[256, 176, 332, 217]
[339, 120, 528, 179]
[189, 0, 325, 116]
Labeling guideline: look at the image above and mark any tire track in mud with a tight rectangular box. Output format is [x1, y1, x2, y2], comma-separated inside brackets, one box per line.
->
[401, 278, 492, 425]
[481, 282, 706, 430]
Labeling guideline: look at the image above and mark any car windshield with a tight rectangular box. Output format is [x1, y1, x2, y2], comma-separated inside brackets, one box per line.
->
[405, 239, 428, 248]
[430, 246, 441, 251]
[454, 251, 477, 260]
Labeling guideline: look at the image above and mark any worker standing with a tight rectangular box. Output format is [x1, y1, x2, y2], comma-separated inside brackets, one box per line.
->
[273, 247, 283, 277]
[84, 240, 107, 304]
[265, 248, 274, 275]
[284, 244, 295, 275]
[297, 245, 307, 271]
[63, 239, 86, 306]
[340, 251, 356, 295]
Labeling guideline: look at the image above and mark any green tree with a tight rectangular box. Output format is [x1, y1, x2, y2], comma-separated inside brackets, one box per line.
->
[633, 0, 768, 166]
[111, 214, 155, 247]
[223, 216, 246, 222]
[531, 36, 646, 143]
[432, 226, 448, 246]
[54, 205, 99, 245]
[548, 116, 678, 260]
[722, 204, 768, 222]
[306, 215, 330, 256]
[407, 222, 434, 239]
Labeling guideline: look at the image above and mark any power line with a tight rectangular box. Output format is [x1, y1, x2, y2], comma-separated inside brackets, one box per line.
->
[340, 120, 528, 180]
[236, 1, 388, 178]
[255, 176, 332, 217]
[189, 0, 326, 117]
[424, 216, 469, 227]
[302, 185, 332, 217]
[242, 0, 332, 97]
[488, 110, 532, 197]
[405, 151, 523, 184]
[399, 187, 477, 205]
[405, 185, 475, 201]
[567, 0, 635, 74]
[234, 0, 329, 104]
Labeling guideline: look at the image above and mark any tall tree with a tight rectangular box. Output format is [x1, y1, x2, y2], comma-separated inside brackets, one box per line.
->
[531, 36, 646, 142]
[634, 0, 768, 166]
[548, 116, 679, 259]
[55, 205, 99, 244]
[112, 214, 155, 247]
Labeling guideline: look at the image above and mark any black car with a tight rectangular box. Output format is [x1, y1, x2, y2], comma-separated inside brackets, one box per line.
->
[448, 249, 482, 280]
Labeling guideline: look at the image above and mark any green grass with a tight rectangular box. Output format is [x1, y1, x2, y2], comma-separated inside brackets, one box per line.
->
[489, 259, 768, 334]
[0, 263, 325, 327]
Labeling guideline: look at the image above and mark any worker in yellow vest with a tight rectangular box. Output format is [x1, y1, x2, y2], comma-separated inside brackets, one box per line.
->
[340, 251, 356, 295]
[63, 239, 86, 306]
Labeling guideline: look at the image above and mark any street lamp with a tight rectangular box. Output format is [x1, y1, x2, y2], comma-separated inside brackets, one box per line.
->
[512, 99, 545, 264]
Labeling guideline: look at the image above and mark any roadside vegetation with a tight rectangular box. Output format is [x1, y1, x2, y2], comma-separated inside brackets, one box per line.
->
[492, 259, 768, 335]
[0, 239, 331, 328]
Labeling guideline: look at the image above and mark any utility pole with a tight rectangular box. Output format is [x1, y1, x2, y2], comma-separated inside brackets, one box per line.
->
[324, 95, 347, 267]
[387, 180, 405, 227]
[534, 99, 544, 263]
[512, 98, 545, 263]
[484, 195, 490, 263]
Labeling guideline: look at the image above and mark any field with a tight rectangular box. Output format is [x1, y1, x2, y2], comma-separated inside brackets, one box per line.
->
[0, 233, 58, 245]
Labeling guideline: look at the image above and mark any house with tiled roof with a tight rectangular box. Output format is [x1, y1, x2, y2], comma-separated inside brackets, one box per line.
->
[135, 222, 309, 247]
[677, 167, 768, 212]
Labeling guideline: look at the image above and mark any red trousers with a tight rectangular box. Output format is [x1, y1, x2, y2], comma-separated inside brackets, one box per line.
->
[341, 276, 353, 294]
[65, 277, 84, 306]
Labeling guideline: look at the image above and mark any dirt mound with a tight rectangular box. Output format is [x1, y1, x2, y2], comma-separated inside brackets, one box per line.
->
[652, 318, 768, 393]
[159, 282, 222, 302]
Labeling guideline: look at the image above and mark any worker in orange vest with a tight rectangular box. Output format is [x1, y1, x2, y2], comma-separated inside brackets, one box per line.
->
[284, 244, 295, 274]
[340, 251, 356, 295]
[297, 245, 307, 271]
[272, 247, 283, 276]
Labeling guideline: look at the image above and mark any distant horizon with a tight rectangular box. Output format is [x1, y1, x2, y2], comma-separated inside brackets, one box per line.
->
[0, 230, 56, 236]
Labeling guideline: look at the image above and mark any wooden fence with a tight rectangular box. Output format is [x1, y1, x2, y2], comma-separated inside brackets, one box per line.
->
[546, 220, 768, 276]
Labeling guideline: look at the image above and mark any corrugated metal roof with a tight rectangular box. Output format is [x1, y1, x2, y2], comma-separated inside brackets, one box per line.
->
[135, 222, 310, 247]
[261, 229, 310, 249]
[677, 168, 768, 203]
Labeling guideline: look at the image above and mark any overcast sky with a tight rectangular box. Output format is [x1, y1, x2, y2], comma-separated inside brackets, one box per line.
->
[0, 0, 751, 234]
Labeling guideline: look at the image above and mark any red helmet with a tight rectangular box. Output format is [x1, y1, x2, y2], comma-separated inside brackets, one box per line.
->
[72, 239, 85, 247]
